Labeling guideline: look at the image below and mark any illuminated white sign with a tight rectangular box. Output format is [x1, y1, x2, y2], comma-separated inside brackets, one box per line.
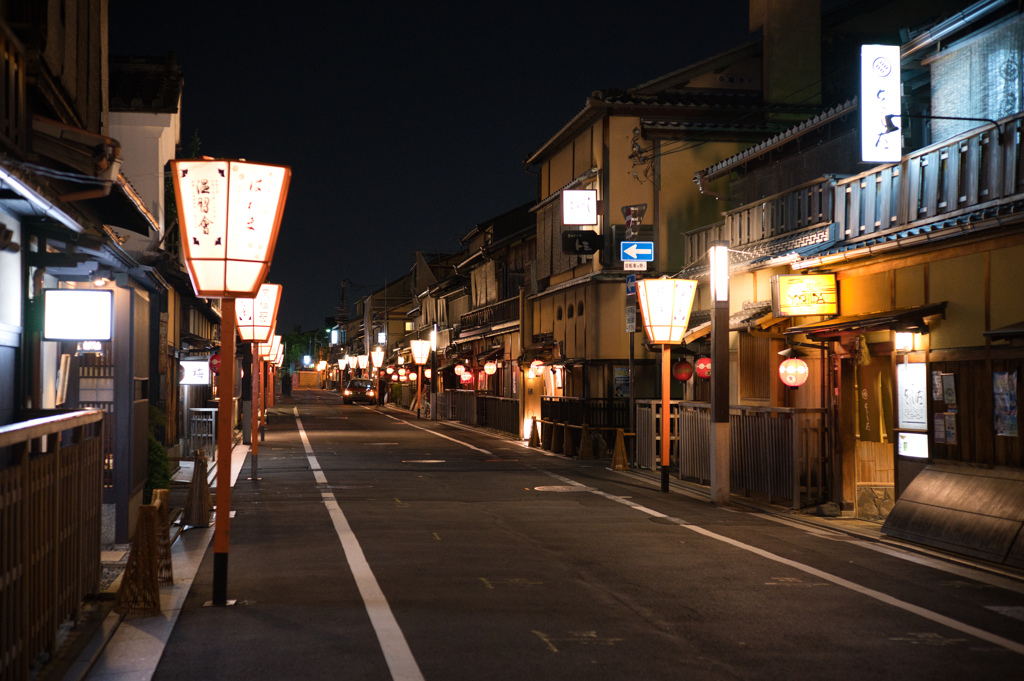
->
[897, 362, 927, 431]
[897, 431, 929, 459]
[43, 289, 113, 341]
[860, 44, 902, 163]
[180, 360, 212, 386]
[562, 189, 597, 226]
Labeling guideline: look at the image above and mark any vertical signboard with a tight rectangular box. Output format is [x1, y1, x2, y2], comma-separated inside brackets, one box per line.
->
[897, 362, 927, 431]
[860, 44, 902, 163]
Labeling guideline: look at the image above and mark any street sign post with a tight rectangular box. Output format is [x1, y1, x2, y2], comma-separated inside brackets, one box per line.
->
[621, 241, 653, 271]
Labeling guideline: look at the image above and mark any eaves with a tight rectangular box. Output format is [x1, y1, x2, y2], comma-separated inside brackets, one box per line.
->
[527, 270, 629, 300]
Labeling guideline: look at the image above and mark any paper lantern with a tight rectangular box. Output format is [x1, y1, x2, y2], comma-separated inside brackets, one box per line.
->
[454, 364, 466, 376]
[779, 357, 809, 387]
[695, 357, 712, 380]
[484, 361, 497, 375]
[459, 371, 473, 384]
[672, 360, 693, 381]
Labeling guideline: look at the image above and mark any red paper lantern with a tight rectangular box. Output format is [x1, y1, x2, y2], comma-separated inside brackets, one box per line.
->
[779, 357, 809, 387]
[459, 371, 473, 384]
[210, 353, 221, 375]
[672, 360, 693, 381]
[695, 357, 712, 379]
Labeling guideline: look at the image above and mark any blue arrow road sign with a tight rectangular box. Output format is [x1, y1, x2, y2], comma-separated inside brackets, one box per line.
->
[620, 241, 654, 262]
[625, 274, 636, 296]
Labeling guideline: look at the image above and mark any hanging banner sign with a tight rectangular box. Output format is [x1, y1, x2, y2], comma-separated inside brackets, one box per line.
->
[860, 44, 902, 163]
[771, 274, 838, 317]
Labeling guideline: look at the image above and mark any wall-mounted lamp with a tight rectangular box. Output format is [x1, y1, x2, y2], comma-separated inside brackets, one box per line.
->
[894, 332, 915, 353]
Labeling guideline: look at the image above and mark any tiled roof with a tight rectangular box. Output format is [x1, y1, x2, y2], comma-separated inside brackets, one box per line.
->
[805, 200, 1024, 263]
[698, 99, 859, 181]
[679, 222, 837, 279]
[109, 56, 183, 114]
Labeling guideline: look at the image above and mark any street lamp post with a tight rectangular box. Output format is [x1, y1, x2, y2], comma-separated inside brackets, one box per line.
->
[709, 241, 731, 506]
[635, 277, 698, 493]
[410, 339, 431, 419]
[236, 283, 281, 482]
[172, 157, 291, 606]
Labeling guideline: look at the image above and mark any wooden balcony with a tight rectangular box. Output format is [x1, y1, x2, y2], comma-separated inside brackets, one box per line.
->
[0, 21, 27, 155]
[685, 111, 1024, 265]
[459, 296, 519, 336]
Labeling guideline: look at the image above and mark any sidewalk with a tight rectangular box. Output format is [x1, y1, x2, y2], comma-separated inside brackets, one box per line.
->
[63, 442, 249, 681]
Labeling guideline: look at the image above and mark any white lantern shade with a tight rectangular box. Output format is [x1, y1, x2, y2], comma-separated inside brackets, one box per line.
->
[171, 159, 291, 298]
[337, 359, 346, 371]
[236, 283, 282, 342]
[371, 346, 385, 368]
[635, 278, 698, 344]
[357, 354, 369, 369]
[410, 339, 431, 365]
[260, 334, 281, 360]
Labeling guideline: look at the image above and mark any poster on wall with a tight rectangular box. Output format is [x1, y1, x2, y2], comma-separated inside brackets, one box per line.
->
[932, 370, 944, 400]
[942, 373, 957, 406]
[934, 414, 946, 444]
[944, 412, 958, 445]
[897, 363, 927, 431]
[614, 367, 630, 398]
[994, 371, 1018, 437]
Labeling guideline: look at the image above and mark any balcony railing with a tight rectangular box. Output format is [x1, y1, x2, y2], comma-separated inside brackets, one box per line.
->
[0, 409, 105, 681]
[685, 111, 1024, 264]
[459, 296, 519, 335]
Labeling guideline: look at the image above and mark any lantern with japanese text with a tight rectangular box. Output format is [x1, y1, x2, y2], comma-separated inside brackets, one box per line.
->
[235, 283, 281, 343]
[171, 159, 291, 298]
[695, 357, 712, 380]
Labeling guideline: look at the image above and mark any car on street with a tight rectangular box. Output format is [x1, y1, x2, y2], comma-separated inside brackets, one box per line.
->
[342, 378, 376, 404]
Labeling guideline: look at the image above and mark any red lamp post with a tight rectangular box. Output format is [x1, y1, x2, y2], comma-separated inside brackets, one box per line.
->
[172, 158, 290, 606]
[635, 276, 698, 493]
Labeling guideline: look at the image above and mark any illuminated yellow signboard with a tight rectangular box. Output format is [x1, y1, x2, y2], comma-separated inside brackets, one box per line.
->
[771, 274, 838, 317]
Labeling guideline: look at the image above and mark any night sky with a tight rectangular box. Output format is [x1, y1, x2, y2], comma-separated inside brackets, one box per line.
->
[109, 1, 763, 332]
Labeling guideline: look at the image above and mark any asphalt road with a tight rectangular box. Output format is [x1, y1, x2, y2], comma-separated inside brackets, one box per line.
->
[153, 391, 1024, 681]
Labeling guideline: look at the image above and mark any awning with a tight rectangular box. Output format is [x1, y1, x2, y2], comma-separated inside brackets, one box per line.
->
[519, 341, 558, 365]
[984, 321, 1024, 344]
[477, 347, 503, 363]
[785, 302, 947, 340]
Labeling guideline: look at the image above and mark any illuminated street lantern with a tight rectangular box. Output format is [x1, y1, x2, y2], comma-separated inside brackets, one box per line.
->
[672, 360, 693, 382]
[171, 158, 291, 298]
[357, 355, 368, 371]
[424, 368, 432, 379]
[409, 339, 432, 419]
[635, 276, 697, 494]
[171, 157, 291, 609]
[386, 366, 395, 375]
[454, 364, 466, 376]
[235, 283, 281, 343]
[408, 371, 417, 381]
[460, 372, 473, 384]
[371, 346, 385, 369]
[779, 357, 810, 387]
[484, 361, 497, 375]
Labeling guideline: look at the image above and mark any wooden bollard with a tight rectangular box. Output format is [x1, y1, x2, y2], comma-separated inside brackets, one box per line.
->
[152, 489, 174, 585]
[612, 429, 629, 470]
[563, 422, 575, 457]
[551, 422, 564, 454]
[115, 505, 161, 616]
[578, 424, 594, 460]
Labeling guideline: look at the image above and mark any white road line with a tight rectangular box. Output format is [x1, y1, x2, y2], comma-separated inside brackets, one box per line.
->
[294, 408, 424, 681]
[540, 469, 1024, 656]
[390, 415, 493, 455]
